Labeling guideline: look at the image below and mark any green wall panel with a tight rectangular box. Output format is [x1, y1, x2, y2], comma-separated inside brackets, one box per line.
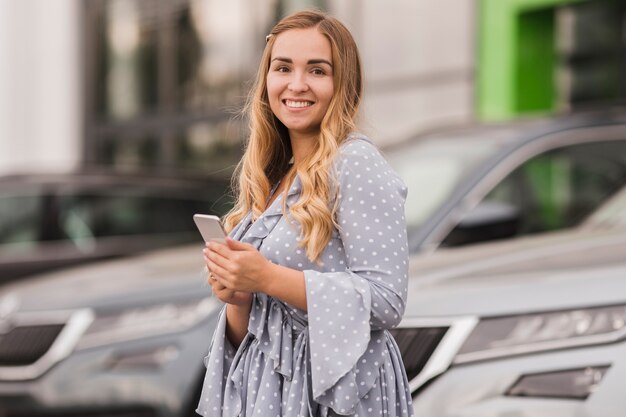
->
[479, 0, 586, 121]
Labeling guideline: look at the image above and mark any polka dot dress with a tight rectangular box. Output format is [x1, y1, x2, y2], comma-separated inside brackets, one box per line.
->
[196, 134, 414, 417]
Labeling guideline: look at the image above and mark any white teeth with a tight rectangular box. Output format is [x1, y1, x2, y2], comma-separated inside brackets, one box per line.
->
[285, 100, 313, 108]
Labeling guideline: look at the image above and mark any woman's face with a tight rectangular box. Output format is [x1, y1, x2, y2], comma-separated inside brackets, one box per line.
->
[266, 27, 334, 141]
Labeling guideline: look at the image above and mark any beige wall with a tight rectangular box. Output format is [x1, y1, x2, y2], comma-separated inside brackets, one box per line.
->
[0, 0, 82, 175]
[0, 0, 474, 175]
[332, 0, 475, 145]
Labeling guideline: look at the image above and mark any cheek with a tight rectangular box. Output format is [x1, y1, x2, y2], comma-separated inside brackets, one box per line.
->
[325, 86, 334, 103]
[319, 82, 334, 109]
[266, 76, 281, 101]
[266, 83, 279, 113]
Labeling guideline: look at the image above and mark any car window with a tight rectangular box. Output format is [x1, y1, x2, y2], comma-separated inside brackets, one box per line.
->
[581, 185, 626, 228]
[0, 194, 41, 248]
[443, 139, 626, 246]
[58, 192, 215, 240]
[387, 138, 503, 232]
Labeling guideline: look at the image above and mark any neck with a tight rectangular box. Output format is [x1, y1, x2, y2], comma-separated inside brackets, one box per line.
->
[289, 130, 318, 164]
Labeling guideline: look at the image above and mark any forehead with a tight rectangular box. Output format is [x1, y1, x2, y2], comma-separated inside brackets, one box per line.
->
[270, 27, 332, 62]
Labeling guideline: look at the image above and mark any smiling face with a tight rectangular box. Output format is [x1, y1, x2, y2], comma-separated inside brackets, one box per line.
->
[266, 27, 334, 143]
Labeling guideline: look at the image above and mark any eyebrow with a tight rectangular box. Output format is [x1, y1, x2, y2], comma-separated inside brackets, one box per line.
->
[271, 57, 333, 67]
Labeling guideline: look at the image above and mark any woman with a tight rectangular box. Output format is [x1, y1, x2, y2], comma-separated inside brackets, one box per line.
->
[197, 10, 413, 417]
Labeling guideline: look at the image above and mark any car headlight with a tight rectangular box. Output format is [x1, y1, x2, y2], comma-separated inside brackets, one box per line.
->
[454, 305, 626, 364]
[76, 297, 219, 349]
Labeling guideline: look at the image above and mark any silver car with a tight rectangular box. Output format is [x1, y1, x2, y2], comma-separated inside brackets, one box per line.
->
[0, 244, 218, 417]
[393, 189, 626, 416]
[385, 111, 626, 253]
[0, 172, 231, 281]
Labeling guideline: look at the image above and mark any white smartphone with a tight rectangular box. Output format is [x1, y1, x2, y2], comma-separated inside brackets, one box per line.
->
[193, 214, 227, 243]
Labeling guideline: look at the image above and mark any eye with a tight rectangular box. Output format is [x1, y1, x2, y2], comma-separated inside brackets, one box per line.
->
[275, 66, 290, 73]
[311, 68, 326, 76]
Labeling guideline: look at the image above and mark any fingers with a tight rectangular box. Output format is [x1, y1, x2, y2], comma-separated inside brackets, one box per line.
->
[207, 273, 235, 300]
[205, 243, 235, 272]
[207, 272, 219, 287]
[202, 243, 250, 306]
[206, 241, 232, 258]
[206, 261, 231, 286]
[204, 245, 231, 272]
[225, 237, 254, 251]
[203, 238, 265, 294]
[209, 272, 230, 291]
[212, 286, 236, 304]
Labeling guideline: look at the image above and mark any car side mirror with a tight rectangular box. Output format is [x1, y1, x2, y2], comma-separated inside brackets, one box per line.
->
[441, 201, 521, 247]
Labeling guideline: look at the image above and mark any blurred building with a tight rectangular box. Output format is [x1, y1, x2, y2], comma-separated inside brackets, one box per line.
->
[0, 0, 475, 176]
[0, 0, 82, 176]
[0, 0, 624, 176]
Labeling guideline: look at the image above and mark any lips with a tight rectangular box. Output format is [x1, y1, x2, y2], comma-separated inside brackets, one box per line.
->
[283, 99, 314, 108]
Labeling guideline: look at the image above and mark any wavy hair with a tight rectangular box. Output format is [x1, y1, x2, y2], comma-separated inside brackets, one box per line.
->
[224, 10, 363, 262]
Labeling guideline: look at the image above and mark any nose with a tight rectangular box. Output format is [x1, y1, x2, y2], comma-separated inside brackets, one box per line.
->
[287, 71, 309, 93]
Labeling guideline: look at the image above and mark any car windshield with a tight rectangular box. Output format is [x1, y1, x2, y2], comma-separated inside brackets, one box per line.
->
[385, 133, 509, 236]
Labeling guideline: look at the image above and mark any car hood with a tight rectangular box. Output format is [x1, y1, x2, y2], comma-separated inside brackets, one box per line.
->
[405, 228, 626, 318]
[0, 244, 210, 311]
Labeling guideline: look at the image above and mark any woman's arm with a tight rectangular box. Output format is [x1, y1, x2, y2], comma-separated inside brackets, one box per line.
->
[262, 261, 307, 310]
[205, 272, 253, 347]
[225, 302, 252, 347]
[205, 238, 308, 334]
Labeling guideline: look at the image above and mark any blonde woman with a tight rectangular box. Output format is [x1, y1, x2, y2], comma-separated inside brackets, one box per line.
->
[198, 10, 413, 417]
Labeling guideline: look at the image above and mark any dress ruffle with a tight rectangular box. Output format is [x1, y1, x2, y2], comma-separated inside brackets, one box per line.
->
[304, 269, 387, 414]
[200, 303, 391, 417]
[197, 306, 237, 416]
[247, 292, 305, 380]
[238, 176, 302, 246]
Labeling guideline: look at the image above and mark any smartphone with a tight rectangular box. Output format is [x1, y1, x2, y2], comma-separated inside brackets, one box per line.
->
[193, 214, 227, 243]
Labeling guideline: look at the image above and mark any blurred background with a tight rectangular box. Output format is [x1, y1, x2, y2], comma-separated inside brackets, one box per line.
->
[1, 0, 625, 176]
[0, 0, 625, 416]
[1, 0, 473, 176]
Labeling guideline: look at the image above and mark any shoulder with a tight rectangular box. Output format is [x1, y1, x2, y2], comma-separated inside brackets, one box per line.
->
[334, 133, 408, 196]
[339, 132, 380, 157]
[336, 132, 385, 169]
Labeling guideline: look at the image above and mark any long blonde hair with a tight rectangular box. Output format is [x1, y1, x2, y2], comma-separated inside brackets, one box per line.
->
[224, 10, 363, 262]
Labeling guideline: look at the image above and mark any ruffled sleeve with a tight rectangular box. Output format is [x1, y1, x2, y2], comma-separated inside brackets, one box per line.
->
[196, 306, 237, 416]
[304, 137, 409, 413]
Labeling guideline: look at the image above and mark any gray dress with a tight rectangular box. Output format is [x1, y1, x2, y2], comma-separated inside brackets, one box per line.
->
[196, 134, 414, 417]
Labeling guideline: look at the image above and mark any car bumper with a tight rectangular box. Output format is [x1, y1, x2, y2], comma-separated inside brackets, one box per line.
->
[0, 318, 217, 417]
[412, 341, 626, 417]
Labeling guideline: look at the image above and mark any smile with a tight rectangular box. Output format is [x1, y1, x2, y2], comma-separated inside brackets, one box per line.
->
[284, 100, 314, 108]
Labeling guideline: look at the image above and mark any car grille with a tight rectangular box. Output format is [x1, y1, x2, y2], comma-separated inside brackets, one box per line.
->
[389, 326, 449, 381]
[0, 324, 65, 366]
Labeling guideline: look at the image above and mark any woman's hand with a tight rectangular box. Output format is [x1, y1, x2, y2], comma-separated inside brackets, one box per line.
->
[203, 238, 275, 295]
[204, 239, 256, 347]
[207, 274, 253, 306]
